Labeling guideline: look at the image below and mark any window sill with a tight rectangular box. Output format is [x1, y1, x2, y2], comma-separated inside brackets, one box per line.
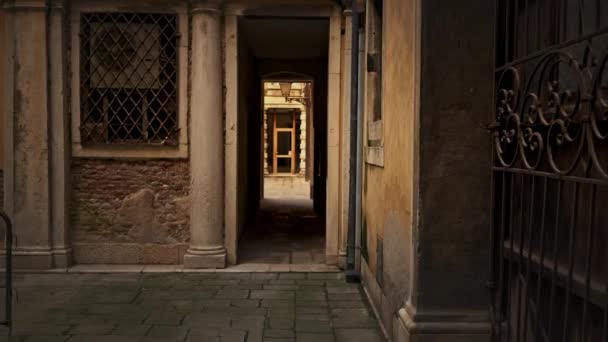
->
[71, 143, 188, 160]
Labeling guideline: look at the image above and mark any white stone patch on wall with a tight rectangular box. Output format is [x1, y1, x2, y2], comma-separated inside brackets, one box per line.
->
[116, 188, 176, 244]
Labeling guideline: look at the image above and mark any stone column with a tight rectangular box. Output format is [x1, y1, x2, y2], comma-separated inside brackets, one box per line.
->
[49, 0, 71, 268]
[325, 5, 343, 265]
[3, 0, 53, 268]
[395, 0, 494, 340]
[338, 8, 353, 268]
[185, 0, 227, 268]
[299, 110, 306, 176]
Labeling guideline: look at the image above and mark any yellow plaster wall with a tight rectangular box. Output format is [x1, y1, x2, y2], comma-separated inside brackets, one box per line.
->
[362, 0, 417, 300]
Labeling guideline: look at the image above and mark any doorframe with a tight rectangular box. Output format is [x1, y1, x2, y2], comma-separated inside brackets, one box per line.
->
[268, 108, 299, 175]
[224, 4, 343, 266]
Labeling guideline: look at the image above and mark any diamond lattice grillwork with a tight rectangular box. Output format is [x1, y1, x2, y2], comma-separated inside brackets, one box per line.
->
[80, 13, 179, 145]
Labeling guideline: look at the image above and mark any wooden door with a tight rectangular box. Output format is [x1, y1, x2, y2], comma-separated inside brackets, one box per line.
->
[272, 111, 296, 174]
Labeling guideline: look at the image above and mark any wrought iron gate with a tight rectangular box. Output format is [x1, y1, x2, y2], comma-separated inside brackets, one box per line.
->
[490, 0, 608, 341]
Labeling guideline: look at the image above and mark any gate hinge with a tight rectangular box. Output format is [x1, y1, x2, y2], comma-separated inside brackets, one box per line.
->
[486, 121, 500, 131]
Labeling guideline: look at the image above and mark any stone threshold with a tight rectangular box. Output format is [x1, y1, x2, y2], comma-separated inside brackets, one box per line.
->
[3, 263, 341, 274]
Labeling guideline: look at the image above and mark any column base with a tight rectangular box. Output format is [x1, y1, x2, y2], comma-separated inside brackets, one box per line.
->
[394, 303, 492, 342]
[0, 248, 72, 269]
[183, 246, 227, 269]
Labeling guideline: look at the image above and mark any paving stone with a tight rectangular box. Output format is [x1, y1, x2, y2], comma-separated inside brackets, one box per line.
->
[223, 284, 263, 291]
[219, 330, 247, 342]
[264, 339, 294, 342]
[0, 337, 23, 342]
[145, 312, 184, 326]
[217, 274, 252, 280]
[146, 325, 189, 340]
[140, 337, 185, 342]
[11, 324, 71, 336]
[187, 335, 220, 342]
[296, 307, 326, 314]
[69, 322, 115, 335]
[199, 299, 232, 308]
[296, 333, 335, 342]
[266, 318, 295, 329]
[328, 301, 365, 308]
[261, 299, 294, 308]
[111, 324, 151, 336]
[278, 274, 306, 280]
[251, 290, 294, 300]
[251, 273, 278, 280]
[294, 320, 332, 333]
[297, 285, 324, 291]
[20, 337, 69, 342]
[263, 285, 299, 291]
[230, 299, 260, 307]
[67, 336, 135, 342]
[231, 317, 265, 330]
[326, 287, 359, 294]
[297, 314, 329, 321]
[330, 308, 371, 318]
[200, 280, 241, 286]
[206, 307, 267, 318]
[244, 328, 264, 342]
[238, 279, 267, 285]
[331, 318, 379, 329]
[183, 314, 231, 328]
[268, 280, 296, 285]
[307, 273, 344, 280]
[264, 329, 295, 338]
[327, 293, 361, 301]
[216, 289, 250, 299]
[169, 299, 204, 312]
[295, 280, 325, 286]
[334, 328, 384, 342]
[295, 300, 328, 308]
[295, 291, 326, 301]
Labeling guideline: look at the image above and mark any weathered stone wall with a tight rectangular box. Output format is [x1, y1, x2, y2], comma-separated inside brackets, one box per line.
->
[71, 159, 190, 264]
[361, 0, 417, 336]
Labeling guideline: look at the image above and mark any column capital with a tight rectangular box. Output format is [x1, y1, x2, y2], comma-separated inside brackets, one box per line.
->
[190, 0, 224, 14]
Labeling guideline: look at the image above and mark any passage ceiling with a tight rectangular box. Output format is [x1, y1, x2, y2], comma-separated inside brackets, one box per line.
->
[241, 17, 329, 59]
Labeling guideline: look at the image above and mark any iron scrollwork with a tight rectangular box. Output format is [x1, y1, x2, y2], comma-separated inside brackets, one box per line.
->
[493, 42, 608, 180]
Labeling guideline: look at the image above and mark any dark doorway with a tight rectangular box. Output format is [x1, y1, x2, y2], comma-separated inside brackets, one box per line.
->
[235, 17, 329, 265]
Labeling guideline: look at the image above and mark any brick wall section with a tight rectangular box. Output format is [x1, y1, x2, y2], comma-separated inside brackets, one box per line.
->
[71, 159, 190, 264]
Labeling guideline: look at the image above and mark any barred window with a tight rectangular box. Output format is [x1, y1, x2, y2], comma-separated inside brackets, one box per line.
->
[79, 13, 179, 145]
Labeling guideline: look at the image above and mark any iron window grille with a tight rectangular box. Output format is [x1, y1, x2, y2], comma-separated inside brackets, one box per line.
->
[79, 13, 179, 146]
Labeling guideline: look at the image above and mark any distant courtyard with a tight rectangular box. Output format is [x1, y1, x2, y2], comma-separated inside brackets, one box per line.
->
[0, 272, 384, 342]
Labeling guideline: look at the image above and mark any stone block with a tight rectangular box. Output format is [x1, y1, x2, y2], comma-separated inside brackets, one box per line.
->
[139, 244, 181, 264]
[266, 318, 294, 330]
[216, 289, 250, 299]
[184, 252, 227, 269]
[294, 320, 332, 333]
[145, 312, 184, 326]
[250, 290, 294, 300]
[296, 333, 335, 342]
[146, 325, 189, 339]
[265, 330, 295, 338]
[334, 329, 384, 342]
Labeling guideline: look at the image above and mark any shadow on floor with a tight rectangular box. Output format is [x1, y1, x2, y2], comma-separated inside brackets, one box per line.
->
[238, 198, 325, 264]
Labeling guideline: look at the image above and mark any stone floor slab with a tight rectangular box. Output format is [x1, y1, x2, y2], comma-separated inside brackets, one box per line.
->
[0, 272, 385, 342]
